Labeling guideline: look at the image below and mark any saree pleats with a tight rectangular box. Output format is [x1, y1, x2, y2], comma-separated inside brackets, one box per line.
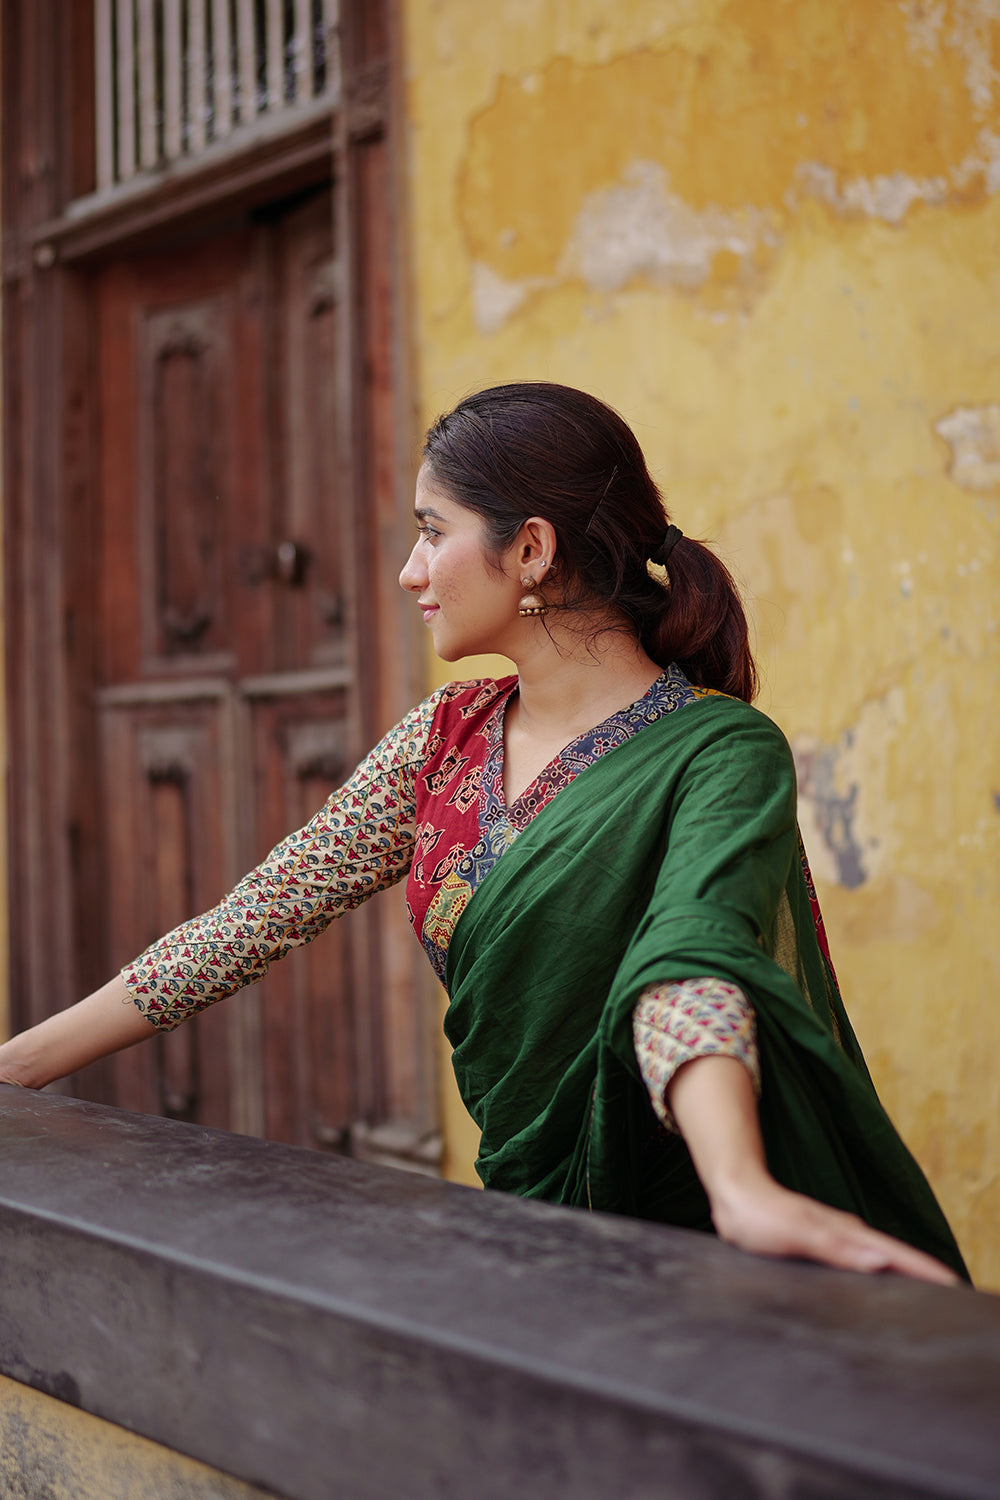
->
[444, 696, 969, 1281]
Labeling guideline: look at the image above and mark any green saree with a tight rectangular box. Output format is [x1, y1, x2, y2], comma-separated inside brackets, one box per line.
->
[444, 694, 969, 1281]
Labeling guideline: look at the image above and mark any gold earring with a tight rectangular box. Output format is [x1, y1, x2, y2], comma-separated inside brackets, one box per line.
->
[517, 576, 548, 618]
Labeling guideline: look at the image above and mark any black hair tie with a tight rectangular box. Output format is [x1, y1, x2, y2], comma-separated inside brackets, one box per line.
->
[649, 524, 683, 566]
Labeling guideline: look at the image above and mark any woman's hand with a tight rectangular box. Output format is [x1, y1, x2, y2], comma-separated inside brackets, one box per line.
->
[709, 1165, 959, 1285]
[666, 1053, 959, 1286]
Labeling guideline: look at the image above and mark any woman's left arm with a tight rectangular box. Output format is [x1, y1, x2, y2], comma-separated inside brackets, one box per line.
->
[666, 1053, 959, 1285]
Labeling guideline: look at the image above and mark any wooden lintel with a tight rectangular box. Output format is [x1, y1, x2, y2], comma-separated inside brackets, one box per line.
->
[11, 115, 349, 274]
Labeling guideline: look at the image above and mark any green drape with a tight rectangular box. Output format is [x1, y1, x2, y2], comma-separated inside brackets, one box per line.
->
[444, 695, 968, 1281]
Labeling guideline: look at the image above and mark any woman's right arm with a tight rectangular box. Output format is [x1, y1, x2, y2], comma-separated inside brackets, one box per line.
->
[0, 975, 156, 1089]
[0, 689, 443, 1091]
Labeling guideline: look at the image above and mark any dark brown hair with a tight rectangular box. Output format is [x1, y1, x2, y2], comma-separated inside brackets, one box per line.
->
[422, 382, 757, 702]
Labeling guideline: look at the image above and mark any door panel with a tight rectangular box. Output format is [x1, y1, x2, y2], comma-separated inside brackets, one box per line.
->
[144, 299, 233, 663]
[95, 189, 363, 1144]
[99, 691, 235, 1130]
[97, 232, 272, 685]
[246, 685, 356, 1147]
[271, 193, 347, 673]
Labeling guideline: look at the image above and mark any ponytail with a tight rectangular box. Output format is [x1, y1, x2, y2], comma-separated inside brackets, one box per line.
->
[642, 538, 758, 703]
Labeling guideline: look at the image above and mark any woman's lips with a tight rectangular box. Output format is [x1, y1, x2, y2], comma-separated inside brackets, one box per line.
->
[420, 604, 439, 623]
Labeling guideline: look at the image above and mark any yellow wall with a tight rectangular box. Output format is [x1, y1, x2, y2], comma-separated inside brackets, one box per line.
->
[0, 1374, 278, 1500]
[401, 0, 1000, 1285]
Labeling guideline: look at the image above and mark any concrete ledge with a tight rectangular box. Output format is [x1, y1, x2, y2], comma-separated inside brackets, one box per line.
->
[0, 1086, 998, 1500]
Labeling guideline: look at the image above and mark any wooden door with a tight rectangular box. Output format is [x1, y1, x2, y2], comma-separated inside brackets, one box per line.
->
[94, 189, 374, 1145]
[4, 0, 435, 1168]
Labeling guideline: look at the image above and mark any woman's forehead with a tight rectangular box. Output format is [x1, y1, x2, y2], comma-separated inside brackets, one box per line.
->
[414, 465, 462, 517]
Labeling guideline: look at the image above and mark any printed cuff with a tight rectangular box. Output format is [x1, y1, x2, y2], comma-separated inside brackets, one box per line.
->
[632, 976, 760, 1133]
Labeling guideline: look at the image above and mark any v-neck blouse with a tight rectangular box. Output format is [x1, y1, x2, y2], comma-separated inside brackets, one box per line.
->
[407, 667, 704, 984]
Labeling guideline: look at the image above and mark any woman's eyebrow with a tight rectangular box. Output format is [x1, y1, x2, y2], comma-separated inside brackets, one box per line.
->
[414, 506, 445, 521]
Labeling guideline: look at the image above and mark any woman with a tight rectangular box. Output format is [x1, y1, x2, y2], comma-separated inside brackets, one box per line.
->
[0, 382, 967, 1284]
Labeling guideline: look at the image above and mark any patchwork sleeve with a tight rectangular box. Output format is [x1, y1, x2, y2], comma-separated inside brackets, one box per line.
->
[632, 977, 761, 1133]
[122, 692, 441, 1031]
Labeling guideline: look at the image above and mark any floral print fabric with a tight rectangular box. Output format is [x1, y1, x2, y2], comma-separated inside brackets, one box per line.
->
[633, 978, 761, 1132]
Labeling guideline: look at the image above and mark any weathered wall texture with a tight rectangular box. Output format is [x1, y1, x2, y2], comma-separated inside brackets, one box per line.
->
[402, 0, 1000, 1285]
[0, 1374, 278, 1500]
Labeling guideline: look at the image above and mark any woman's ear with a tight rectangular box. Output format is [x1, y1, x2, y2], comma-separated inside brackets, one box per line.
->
[517, 517, 558, 574]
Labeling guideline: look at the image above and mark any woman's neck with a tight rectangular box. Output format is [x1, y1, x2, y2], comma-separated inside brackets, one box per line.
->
[507, 625, 662, 745]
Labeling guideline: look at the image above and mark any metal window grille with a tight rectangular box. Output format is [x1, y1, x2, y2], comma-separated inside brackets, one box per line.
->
[94, 0, 341, 191]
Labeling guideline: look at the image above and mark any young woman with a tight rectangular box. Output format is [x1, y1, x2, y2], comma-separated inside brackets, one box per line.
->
[0, 382, 967, 1284]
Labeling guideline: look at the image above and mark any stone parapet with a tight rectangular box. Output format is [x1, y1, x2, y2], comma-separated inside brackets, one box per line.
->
[1, 1086, 997, 1499]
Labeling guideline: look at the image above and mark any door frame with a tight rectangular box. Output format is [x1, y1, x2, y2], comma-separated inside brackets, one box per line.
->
[1, 0, 437, 1162]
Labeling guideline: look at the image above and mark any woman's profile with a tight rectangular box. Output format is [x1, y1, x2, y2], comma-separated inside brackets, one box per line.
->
[0, 381, 968, 1284]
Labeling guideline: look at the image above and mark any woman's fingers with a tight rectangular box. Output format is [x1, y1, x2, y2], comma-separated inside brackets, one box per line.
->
[714, 1180, 960, 1285]
[801, 1210, 960, 1285]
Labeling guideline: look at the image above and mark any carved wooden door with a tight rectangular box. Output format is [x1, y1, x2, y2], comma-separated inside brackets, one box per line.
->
[94, 189, 368, 1144]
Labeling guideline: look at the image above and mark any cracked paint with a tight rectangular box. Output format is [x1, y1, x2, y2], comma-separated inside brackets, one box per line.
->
[458, 0, 1000, 328]
[791, 691, 908, 893]
[936, 404, 1000, 491]
[559, 160, 780, 295]
[900, 0, 1000, 113]
[793, 738, 868, 888]
[471, 262, 543, 336]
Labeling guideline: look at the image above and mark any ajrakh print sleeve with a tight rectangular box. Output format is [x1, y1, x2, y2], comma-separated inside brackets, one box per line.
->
[123, 692, 442, 1030]
[632, 977, 761, 1133]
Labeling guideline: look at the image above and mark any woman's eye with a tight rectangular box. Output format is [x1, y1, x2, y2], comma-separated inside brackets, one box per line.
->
[417, 524, 440, 541]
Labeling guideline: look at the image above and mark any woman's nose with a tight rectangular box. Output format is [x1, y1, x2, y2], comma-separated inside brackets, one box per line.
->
[399, 543, 425, 593]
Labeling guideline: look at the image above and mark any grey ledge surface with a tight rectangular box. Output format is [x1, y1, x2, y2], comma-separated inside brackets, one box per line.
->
[1, 1086, 998, 1500]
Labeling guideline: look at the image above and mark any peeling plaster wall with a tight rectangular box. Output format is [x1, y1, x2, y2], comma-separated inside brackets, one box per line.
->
[402, 0, 1000, 1288]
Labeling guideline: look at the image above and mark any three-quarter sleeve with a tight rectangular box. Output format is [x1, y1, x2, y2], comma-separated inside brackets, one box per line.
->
[123, 692, 441, 1030]
[632, 977, 761, 1132]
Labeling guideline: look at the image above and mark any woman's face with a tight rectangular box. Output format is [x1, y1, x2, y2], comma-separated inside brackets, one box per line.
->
[398, 465, 523, 661]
